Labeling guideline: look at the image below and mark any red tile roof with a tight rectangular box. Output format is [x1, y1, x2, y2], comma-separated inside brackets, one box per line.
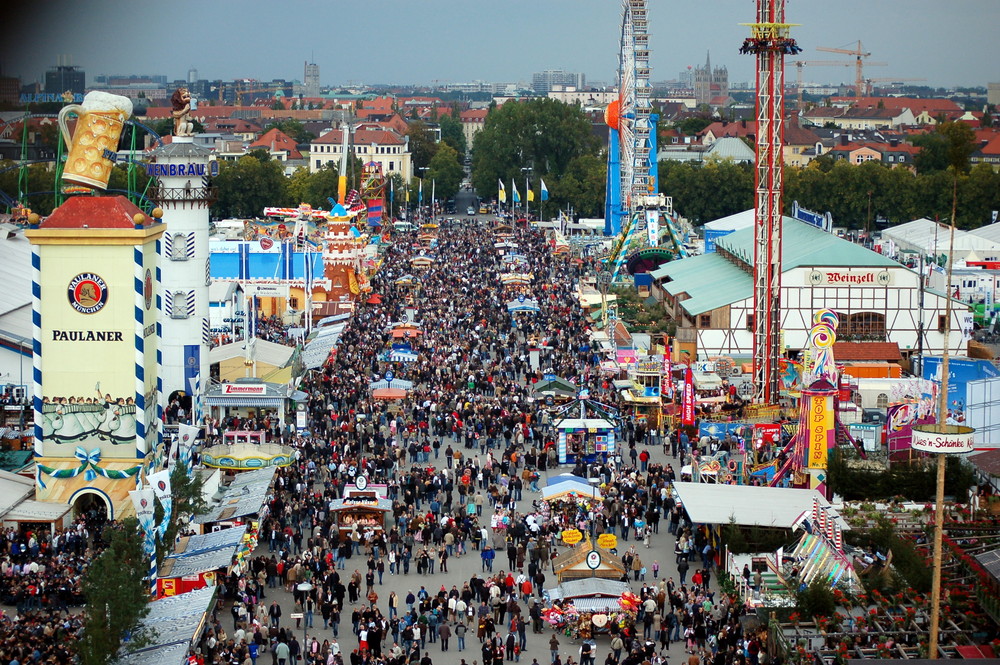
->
[460, 109, 489, 122]
[832, 341, 900, 362]
[41, 195, 147, 229]
[830, 96, 962, 115]
[249, 128, 302, 159]
[312, 128, 405, 146]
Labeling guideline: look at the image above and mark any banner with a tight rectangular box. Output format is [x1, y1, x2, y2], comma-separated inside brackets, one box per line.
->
[177, 423, 201, 474]
[661, 343, 673, 399]
[682, 367, 695, 426]
[807, 394, 834, 469]
[147, 469, 173, 538]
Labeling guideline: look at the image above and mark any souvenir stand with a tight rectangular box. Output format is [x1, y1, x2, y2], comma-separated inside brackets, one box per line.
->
[553, 390, 621, 464]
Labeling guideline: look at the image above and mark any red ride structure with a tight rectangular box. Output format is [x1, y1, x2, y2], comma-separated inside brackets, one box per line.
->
[740, 0, 801, 404]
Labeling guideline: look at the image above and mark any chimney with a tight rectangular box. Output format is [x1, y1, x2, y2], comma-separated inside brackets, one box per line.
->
[741, 120, 747, 129]
[840, 135, 848, 146]
[890, 138, 899, 147]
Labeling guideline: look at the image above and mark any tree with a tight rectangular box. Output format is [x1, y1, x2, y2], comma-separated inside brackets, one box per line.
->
[470, 98, 600, 198]
[406, 120, 438, 170]
[78, 519, 153, 665]
[438, 114, 467, 155]
[265, 118, 315, 145]
[212, 152, 288, 218]
[676, 116, 712, 136]
[156, 465, 209, 565]
[426, 143, 464, 201]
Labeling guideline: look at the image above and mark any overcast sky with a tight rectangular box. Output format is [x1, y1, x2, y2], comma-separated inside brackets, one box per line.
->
[3, 0, 996, 90]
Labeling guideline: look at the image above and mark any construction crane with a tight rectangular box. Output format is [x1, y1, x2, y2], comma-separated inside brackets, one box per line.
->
[816, 40, 886, 101]
[791, 60, 853, 110]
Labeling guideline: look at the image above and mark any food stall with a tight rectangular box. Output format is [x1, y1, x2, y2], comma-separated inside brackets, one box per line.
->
[554, 417, 617, 464]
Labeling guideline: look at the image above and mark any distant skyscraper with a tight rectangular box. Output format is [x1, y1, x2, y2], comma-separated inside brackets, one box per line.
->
[304, 62, 320, 97]
[44, 65, 85, 95]
[532, 70, 585, 95]
[188, 68, 198, 84]
[693, 52, 728, 107]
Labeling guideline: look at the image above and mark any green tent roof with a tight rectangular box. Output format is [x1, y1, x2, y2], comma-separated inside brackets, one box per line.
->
[715, 217, 900, 270]
[653, 218, 903, 317]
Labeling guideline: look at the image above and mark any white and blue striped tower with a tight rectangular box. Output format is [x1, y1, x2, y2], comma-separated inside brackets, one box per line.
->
[148, 136, 216, 418]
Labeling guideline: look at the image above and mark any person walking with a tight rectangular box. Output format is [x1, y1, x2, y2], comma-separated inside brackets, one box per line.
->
[439, 622, 452, 651]
[549, 634, 560, 664]
[456, 621, 467, 651]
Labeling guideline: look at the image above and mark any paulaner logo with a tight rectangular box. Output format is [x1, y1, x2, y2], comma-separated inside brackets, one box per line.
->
[67, 273, 109, 314]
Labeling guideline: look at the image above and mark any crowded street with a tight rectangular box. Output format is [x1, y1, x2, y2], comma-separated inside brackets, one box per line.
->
[194, 219, 753, 665]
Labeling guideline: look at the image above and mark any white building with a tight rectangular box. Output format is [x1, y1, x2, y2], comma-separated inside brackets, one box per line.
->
[309, 127, 411, 181]
[651, 218, 970, 365]
[148, 138, 215, 405]
[0, 225, 31, 402]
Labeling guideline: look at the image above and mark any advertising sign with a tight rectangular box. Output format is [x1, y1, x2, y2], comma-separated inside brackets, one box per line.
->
[682, 368, 695, 426]
[911, 425, 975, 454]
[922, 357, 1000, 425]
[561, 529, 583, 545]
[597, 533, 618, 550]
[806, 269, 892, 287]
[807, 394, 834, 469]
[249, 283, 290, 299]
[704, 229, 734, 254]
[221, 384, 266, 396]
[661, 343, 673, 398]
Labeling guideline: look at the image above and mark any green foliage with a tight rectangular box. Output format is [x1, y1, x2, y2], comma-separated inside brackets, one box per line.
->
[471, 98, 600, 203]
[438, 114, 467, 155]
[157, 465, 209, 566]
[675, 116, 712, 136]
[78, 518, 154, 665]
[212, 153, 288, 218]
[795, 578, 837, 618]
[427, 143, 464, 201]
[826, 448, 976, 502]
[848, 517, 932, 593]
[265, 118, 315, 145]
[722, 517, 789, 555]
[658, 160, 754, 224]
[406, 120, 438, 170]
[549, 153, 606, 218]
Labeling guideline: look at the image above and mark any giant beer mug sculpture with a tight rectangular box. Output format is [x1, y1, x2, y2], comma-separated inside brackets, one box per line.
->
[58, 91, 133, 190]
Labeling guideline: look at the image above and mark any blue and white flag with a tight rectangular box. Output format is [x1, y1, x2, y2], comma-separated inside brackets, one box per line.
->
[540, 179, 549, 202]
[147, 469, 172, 539]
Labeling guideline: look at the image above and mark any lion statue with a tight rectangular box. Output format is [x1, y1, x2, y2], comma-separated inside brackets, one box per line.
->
[171, 87, 194, 136]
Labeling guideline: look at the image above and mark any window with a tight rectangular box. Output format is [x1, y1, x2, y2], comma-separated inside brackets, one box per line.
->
[876, 393, 889, 408]
[170, 233, 189, 261]
[938, 314, 947, 333]
[844, 311, 885, 337]
[746, 313, 755, 331]
[288, 297, 299, 310]
[699, 314, 711, 328]
[170, 291, 190, 319]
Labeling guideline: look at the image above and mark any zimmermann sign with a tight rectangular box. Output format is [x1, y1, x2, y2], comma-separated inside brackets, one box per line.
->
[911, 424, 975, 454]
[806, 270, 892, 287]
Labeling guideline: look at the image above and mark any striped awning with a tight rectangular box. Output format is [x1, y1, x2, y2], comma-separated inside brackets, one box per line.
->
[204, 396, 285, 408]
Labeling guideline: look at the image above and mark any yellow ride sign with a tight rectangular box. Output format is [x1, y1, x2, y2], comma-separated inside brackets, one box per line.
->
[561, 529, 583, 545]
[597, 533, 618, 549]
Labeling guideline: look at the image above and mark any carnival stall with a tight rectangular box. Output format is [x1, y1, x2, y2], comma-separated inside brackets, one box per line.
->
[542, 577, 638, 640]
[554, 417, 617, 464]
[329, 491, 392, 542]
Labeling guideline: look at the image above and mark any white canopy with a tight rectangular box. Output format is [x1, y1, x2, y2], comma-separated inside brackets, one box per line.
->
[672, 483, 848, 530]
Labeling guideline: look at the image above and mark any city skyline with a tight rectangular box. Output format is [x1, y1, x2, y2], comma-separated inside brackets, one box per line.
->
[4, 0, 997, 91]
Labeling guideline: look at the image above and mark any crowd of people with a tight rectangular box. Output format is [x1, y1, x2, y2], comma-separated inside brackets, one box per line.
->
[176, 220, 769, 665]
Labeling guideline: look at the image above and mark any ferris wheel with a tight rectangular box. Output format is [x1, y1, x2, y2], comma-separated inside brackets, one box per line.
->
[604, 0, 652, 237]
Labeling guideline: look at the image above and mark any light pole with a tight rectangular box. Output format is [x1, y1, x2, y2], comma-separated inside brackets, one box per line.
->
[417, 167, 429, 221]
[296, 581, 314, 653]
[521, 167, 533, 220]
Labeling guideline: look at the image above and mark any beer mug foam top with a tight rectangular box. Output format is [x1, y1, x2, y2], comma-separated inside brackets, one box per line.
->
[58, 92, 134, 191]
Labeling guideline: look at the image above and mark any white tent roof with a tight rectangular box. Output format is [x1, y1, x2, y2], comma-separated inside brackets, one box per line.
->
[209, 338, 294, 368]
[878, 217, 1000, 256]
[969, 222, 1000, 246]
[672, 483, 848, 530]
[554, 418, 614, 429]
